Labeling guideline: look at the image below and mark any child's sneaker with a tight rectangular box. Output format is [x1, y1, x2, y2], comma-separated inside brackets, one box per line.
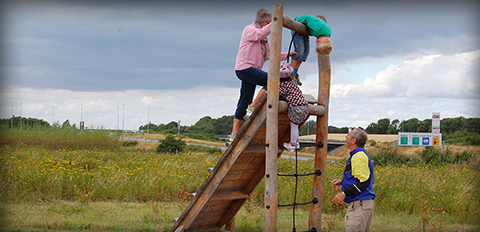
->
[228, 135, 235, 142]
[291, 73, 302, 86]
[283, 142, 296, 152]
[296, 142, 300, 149]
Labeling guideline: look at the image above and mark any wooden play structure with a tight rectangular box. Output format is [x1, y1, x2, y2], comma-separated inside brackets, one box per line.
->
[171, 3, 331, 231]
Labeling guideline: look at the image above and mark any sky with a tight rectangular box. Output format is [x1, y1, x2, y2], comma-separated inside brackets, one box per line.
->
[1, 0, 479, 131]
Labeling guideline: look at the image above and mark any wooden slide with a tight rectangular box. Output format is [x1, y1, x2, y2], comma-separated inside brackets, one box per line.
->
[170, 96, 324, 232]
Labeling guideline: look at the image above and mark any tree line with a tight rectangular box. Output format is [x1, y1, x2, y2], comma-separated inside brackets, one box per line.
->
[2, 115, 479, 136]
[138, 115, 480, 136]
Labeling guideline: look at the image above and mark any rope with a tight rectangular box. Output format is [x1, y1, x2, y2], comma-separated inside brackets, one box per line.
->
[286, 32, 297, 63]
[277, 147, 322, 232]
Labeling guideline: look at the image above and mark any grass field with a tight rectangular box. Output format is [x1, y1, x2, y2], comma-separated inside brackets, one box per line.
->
[1, 129, 479, 231]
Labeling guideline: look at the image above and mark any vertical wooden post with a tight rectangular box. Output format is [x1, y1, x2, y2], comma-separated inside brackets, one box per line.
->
[309, 33, 331, 230]
[265, 2, 283, 231]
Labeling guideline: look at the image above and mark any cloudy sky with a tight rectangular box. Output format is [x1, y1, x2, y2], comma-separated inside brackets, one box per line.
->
[1, 0, 479, 131]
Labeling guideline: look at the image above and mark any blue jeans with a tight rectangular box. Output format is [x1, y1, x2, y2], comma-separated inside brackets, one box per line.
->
[291, 30, 310, 62]
[234, 67, 268, 120]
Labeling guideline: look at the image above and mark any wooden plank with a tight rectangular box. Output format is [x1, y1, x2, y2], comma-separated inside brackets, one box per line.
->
[229, 161, 263, 172]
[309, 34, 332, 231]
[218, 179, 251, 190]
[196, 208, 230, 220]
[222, 170, 257, 182]
[225, 217, 235, 232]
[210, 190, 249, 202]
[186, 225, 220, 232]
[265, 4, 283, 231]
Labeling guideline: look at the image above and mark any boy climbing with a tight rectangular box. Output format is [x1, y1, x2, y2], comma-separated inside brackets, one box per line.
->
[290, 15, 333, 85]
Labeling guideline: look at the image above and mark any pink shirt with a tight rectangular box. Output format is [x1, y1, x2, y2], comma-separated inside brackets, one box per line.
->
[235, 23, 288, 70]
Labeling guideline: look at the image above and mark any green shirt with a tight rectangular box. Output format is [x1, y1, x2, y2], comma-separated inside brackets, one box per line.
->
[295, 15, 331, 37]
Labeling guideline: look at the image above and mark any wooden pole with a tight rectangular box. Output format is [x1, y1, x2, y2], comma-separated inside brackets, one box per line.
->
[283, 16, 310, 36]
[309, 22, 331, 230]
[265, 2, 283, 231]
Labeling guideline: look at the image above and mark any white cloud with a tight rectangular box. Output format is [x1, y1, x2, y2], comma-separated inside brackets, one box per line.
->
[332, 50, 480, 99]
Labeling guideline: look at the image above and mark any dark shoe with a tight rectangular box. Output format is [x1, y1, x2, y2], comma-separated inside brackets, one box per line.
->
[291, 73, 302, 86]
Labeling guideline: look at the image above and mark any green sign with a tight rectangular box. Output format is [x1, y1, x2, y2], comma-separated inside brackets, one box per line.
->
[412, 137, 419, 145]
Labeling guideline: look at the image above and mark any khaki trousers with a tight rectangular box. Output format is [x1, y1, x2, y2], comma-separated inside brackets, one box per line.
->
[345, 199, 374, 232]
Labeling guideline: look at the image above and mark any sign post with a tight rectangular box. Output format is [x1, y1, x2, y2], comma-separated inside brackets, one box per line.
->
[396, 112, 443, 152]
[432, 112, 441, 133]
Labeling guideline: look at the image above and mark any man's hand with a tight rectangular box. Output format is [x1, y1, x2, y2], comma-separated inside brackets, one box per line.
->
[331, 179, 342, 187]
[333, 192, 346, 203]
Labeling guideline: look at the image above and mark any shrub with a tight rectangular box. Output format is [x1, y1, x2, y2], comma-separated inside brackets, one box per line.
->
[122, 140, 138, 147]
[452, 150, 474, 164]
[421, 147, 453, 164]
[156, 135, 186, 154]
[370, 149, 412, 167]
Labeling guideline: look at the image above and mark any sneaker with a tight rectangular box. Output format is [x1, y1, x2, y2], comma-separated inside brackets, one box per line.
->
[291, 73, 302, 86]
[228, 135, 235, 142]
[283, 142, 296, 152]
[296, 142, 300, 149]
[247, 105, 255, 114]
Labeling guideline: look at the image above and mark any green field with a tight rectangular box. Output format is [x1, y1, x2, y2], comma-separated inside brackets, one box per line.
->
[1, 128, 479, 231]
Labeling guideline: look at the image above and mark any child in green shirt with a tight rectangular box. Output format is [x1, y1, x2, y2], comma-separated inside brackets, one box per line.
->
[290, 15, 333, 85]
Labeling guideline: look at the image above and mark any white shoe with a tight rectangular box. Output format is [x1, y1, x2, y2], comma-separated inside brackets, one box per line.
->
[283, 143, 296, 152]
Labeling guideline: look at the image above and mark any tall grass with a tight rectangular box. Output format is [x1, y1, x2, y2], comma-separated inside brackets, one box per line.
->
[0, 127, 120, 151]
[1, 147, 479, 224]
[1, 128, 479, 228]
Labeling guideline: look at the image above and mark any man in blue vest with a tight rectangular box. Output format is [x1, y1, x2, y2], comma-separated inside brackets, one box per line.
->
[332, 128, 375, 232]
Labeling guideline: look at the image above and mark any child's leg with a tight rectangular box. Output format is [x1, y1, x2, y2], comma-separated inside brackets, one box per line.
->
[290, 121, 299, 144]
[291, 59, 303, 70]
[290, 31, 309, 85]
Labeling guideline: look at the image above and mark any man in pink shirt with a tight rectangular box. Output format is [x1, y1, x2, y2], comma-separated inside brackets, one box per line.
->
[230, 8, 292, 141]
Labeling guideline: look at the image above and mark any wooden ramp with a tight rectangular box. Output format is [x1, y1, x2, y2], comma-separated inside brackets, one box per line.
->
[171, 96, 324, 232]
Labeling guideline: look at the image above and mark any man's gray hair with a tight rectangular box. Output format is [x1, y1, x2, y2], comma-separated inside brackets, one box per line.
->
[254, 8, 272, 24]
[351, 128, 368, 147]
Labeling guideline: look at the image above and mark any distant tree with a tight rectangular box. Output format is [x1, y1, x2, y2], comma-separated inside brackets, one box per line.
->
[188, 116, 215, 134]
[211, 115, 234, 135]
[400, 118, 420, 132]
[442, 117, 466, 134]
[366, 118, 390, 134]
[326, 124, 349, 134]
[156, 135, 186, 154]
[417, 119, 432, 132]
[465, 118, 480, 134]
[387, 119, 400, 134]
[139, 122, 160, 132]
[62, 119, 73, 129]
[0, 116, 50, 129]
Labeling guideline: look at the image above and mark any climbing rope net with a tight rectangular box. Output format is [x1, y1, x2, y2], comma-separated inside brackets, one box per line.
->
[278, 143, 322, 232]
